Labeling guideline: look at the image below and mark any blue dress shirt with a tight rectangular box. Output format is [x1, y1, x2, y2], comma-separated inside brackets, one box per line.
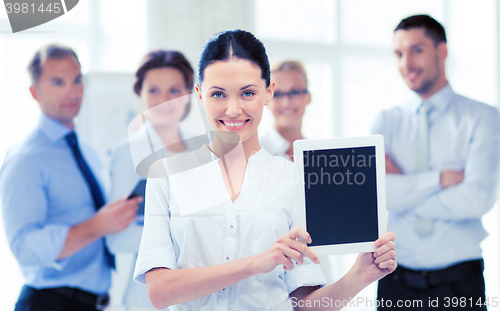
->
[0, 113, 111, 295]
[371, 84, 500, 270]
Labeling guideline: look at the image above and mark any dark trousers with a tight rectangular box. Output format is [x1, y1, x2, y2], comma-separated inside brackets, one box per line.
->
[14, 285, 99, 311]
[378, 260, 487, 310]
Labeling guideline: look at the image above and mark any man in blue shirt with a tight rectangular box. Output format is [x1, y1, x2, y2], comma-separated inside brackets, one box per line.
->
[371, 15, 500, 310]
[0, 44, 142, 311]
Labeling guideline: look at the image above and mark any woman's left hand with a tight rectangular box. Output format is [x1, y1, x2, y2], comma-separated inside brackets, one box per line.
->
[352, 232, 397, 287]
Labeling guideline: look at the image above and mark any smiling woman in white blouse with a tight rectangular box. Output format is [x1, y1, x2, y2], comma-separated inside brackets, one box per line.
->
[133, 30, 397, 311]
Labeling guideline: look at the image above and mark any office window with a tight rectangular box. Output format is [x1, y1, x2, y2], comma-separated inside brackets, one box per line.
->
[340, 0, 443, 46]
[98, 0, 147, 72]
[257, 0, 445, 138]
[341, 55, 411, 136]
[256, 0, 336, 44]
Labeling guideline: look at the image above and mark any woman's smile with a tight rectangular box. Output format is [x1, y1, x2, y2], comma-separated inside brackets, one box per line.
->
[219, 119, 250, 130]
[197, 58, 275, 152]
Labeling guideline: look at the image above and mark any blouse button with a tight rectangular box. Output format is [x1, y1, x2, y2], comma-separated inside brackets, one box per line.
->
[226, 256, 230, 260]
[230, 225, 234, 229]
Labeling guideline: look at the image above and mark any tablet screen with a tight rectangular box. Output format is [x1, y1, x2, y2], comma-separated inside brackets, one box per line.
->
[303, 146, 378, 246]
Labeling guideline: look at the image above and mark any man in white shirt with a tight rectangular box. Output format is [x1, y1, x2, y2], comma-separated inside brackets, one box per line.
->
[371, 15, 500, 310]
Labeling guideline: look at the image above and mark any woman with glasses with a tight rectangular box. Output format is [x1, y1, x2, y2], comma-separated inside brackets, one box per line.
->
[260, 60, 311, 161]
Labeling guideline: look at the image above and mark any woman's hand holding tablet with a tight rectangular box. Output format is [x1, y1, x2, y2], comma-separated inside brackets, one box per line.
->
[289, 231, 397, 309]
[253, 226, 396, 285]
[350, 232, 397, 287]
[252, 227, 320, 274]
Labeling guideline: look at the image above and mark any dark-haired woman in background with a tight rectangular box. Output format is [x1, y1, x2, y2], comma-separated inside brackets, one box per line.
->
[133, 31, 397, 310]
[107, 50, 196, 311]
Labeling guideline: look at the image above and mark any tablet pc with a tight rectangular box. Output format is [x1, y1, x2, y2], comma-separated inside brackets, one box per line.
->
[293, 135, 387, 256]
[128, 179, 147, 224]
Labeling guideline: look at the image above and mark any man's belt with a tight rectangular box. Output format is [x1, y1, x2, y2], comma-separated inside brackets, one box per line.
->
[396, 259, 484, 290]
[49, 287, 110, 310]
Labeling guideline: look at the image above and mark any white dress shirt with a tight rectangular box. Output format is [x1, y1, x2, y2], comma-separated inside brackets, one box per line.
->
[371, 83, 500, 270]
[133, 146, 326, 311]
[259, 124, 291, 160]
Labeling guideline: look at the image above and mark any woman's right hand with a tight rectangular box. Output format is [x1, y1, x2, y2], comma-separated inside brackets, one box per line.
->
[252, 226, 320, 274]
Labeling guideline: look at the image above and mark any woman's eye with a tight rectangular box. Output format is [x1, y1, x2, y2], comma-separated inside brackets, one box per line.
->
[149, 88, 159, 94]
[211, 92, 224, 99]
[242, 91, 254, 97]
[53, 79, 63, 86]
[171, 88, 180, 94]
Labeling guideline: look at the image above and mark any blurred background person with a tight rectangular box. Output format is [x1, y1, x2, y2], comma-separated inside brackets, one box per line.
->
[372, 15, 500, 310]
[106, 50, 195, 311]
[0, 44, 141, 311]
[259, 60, 311, 161]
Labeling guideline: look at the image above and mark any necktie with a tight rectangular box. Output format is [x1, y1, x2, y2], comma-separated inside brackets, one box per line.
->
[416, 102, 431, 172]
[415, 102, 434, 237]
[65, 132, 116, 269]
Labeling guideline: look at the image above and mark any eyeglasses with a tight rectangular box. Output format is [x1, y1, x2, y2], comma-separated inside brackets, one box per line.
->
[273, 89, 308, 100]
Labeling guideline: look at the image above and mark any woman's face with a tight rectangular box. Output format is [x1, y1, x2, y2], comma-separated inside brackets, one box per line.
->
[196, 58, 274, 149]
[140, 67, 191, 128]
[268, 69, 311, 129]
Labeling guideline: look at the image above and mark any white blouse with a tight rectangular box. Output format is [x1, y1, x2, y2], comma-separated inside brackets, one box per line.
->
[133, 145, 325, 310]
